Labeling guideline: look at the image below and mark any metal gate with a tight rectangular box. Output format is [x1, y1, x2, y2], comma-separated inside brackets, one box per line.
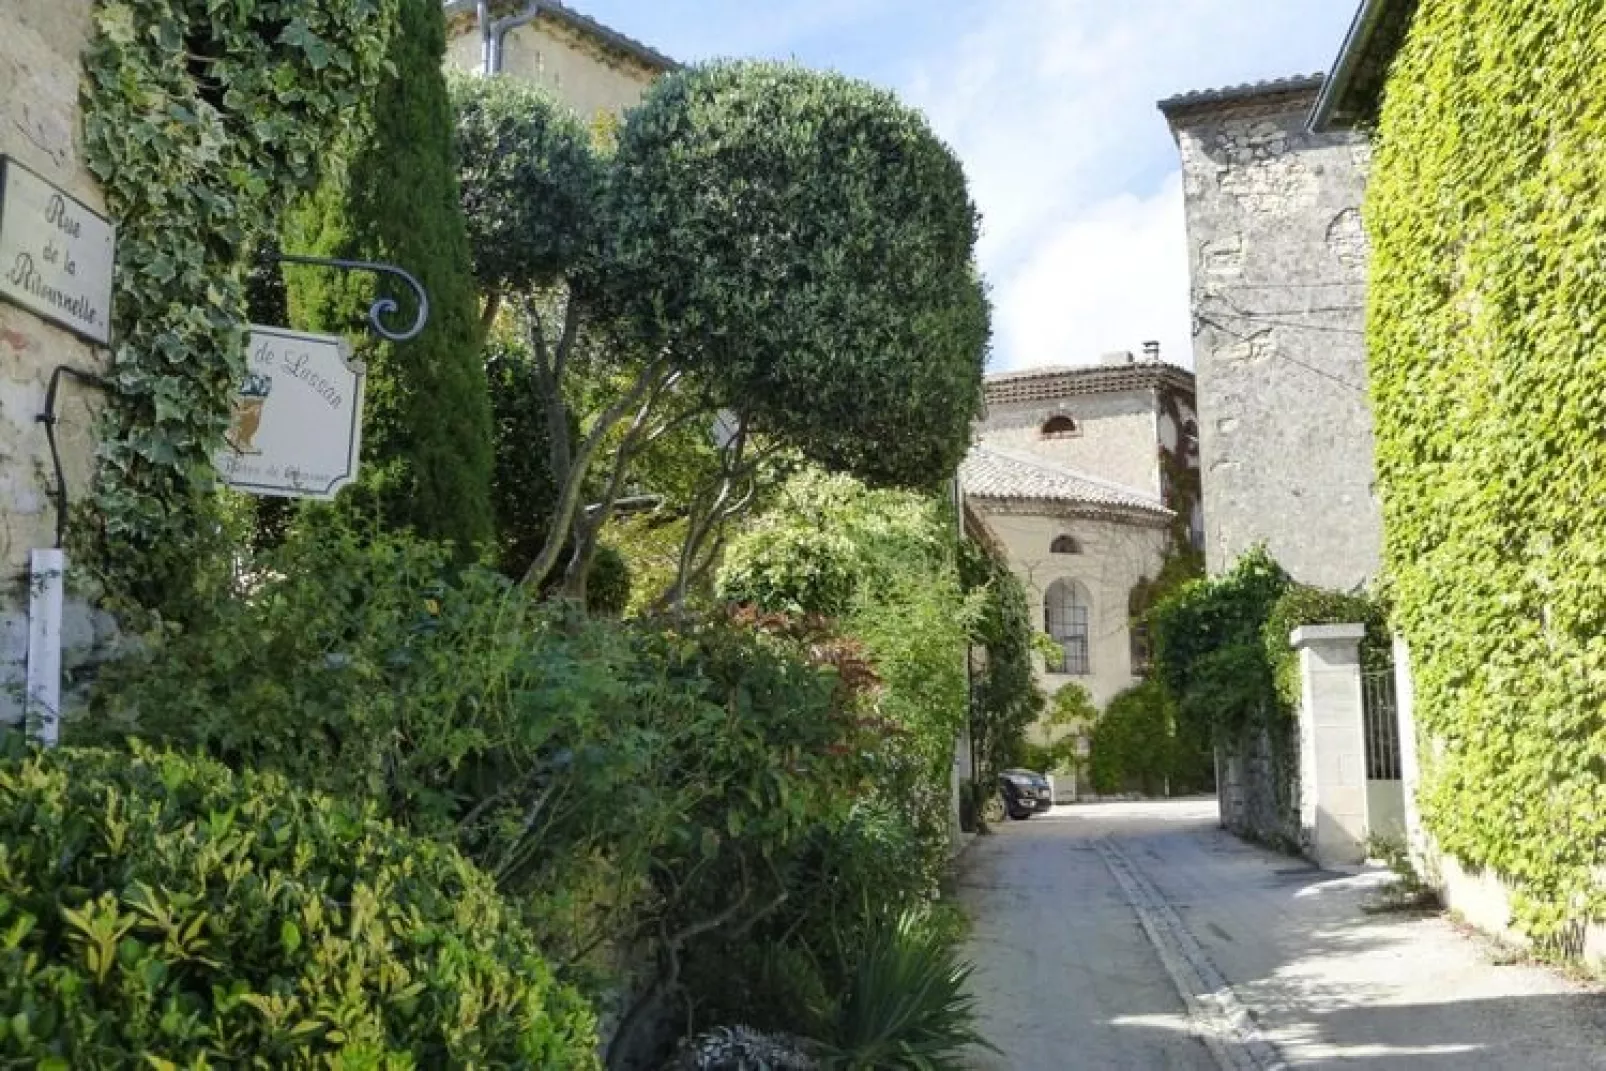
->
[1361, 669, 1402, 780]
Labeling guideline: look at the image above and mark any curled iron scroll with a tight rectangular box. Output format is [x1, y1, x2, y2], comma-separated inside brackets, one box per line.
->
[269, 253, 431, 342]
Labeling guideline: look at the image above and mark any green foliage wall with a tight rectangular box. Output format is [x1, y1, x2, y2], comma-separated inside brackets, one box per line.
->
[287, 0, 494, 553]
[1262, 585, 1391, 710]
[1368, 0, 1606, 937]
[80, 0, 396, 613]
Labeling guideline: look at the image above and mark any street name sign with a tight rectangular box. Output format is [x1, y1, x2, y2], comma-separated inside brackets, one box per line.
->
[215, 326, 366, 500]
[0, 156, 116, 345]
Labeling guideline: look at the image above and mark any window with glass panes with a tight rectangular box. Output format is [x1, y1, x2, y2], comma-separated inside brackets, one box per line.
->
[1044, 580, 1090, 675]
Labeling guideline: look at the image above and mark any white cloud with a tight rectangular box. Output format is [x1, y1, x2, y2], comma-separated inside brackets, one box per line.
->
[895, 0, 1355, 372]
[995, 172, 1192, 370]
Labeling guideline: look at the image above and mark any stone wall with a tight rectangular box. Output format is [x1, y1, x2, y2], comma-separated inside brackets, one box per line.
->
[0, 2, 119, 723]
[445, 10, 662, 121]
[1217, 722, 1303, 852]
[1163, 84, 1383, 591]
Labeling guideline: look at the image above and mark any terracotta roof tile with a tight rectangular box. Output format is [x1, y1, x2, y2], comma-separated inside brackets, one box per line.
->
[960, 444, 1172, 517]
[1157, 73, 1325, 118]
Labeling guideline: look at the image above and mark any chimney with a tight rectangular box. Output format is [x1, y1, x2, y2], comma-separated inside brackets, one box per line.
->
[1100, 350, 1135, 367]
[1142, 340, 1161, 361]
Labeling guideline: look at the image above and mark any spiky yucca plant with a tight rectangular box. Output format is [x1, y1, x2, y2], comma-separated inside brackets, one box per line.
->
[814, 910, 993, 1070]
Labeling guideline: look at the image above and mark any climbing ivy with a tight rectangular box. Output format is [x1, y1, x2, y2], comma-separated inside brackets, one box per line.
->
[1368, 0, 1606, 941]
[1149, 546, 1289, 740]
[79, 0, 396, 614]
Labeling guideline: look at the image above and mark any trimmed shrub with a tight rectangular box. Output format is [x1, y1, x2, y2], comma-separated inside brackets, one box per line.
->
[0, 744, 598, 1067]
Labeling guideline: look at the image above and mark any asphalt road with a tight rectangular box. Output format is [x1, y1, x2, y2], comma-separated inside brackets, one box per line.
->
[957, 799, 1606, 1070]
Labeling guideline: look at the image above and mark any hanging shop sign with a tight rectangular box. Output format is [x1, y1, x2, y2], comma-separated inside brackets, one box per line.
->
[215, 326, 366, 500]
[0, 156, 116, 345]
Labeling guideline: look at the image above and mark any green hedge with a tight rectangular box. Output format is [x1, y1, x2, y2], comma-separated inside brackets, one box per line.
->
[0, 745, 598, 1067]
[1088, 681, 1212, 797]
[1368, 0, 1606, 938]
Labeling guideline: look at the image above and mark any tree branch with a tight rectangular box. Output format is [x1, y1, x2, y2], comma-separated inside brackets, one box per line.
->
[520, 356, 666, 591]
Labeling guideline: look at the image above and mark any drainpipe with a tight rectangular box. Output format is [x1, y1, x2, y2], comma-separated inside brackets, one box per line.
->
[478, 1, 547, 75]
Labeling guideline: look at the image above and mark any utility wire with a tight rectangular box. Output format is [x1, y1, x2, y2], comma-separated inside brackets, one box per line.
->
[1195, 314, 1369, 394]
[1200, 306, 1367, 337]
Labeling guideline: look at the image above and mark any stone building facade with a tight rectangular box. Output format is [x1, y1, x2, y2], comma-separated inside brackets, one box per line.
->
[0, 2, 122, 723]
[1159, 76, 1382, 592]
[962, 357, 1199, 752]
[443, 0, 675, 119]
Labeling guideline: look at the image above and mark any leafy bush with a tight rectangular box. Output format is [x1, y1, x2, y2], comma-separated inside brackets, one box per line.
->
[1150, 546, 1290, 738]
[810, 910, 990, 1071]
[80, 519, 665, 959]
[1088, 681, 1211, 796]
[587, 544, 633, 617]
[0, 744, 598, 1068]
[719, 471, 974, 870]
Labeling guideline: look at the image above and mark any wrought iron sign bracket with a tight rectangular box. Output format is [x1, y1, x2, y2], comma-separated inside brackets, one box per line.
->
[267, 252, 430, 342]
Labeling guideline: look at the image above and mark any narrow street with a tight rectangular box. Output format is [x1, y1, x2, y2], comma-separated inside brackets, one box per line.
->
[959, 800, 1606, 1070]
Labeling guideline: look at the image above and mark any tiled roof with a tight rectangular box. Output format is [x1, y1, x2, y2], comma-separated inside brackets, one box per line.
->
[984, 361, 1194, 407]
[1157, 73, 1325, 118]
[443, 0, 680, 72]
[960, 444, 1172, 518]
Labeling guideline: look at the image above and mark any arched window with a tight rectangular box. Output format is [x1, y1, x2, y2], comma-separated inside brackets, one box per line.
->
[1044, 580, 1091, 676]
[1040, 415, 1079, 439]
[1051, 534, 1081, 555]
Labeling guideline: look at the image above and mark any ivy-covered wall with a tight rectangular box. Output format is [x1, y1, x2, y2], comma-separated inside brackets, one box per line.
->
[1368, 0, 1606, 940]
[80, 0, 395, 615]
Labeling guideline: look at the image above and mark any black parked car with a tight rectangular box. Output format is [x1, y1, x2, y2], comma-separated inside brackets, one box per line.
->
[1000, 768, 1053, 820]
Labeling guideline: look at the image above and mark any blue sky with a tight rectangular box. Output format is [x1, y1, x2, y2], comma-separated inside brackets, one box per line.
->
[578, 1, 1358, 372]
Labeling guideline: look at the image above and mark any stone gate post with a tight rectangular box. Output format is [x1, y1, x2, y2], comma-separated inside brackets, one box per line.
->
[1291, 624, 1369, 867]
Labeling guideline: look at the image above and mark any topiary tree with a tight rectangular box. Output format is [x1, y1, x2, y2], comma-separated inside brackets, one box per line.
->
[451, 63, 989, 605]
[0, 744, 599, 1067]
[287, 0, 494, 555]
